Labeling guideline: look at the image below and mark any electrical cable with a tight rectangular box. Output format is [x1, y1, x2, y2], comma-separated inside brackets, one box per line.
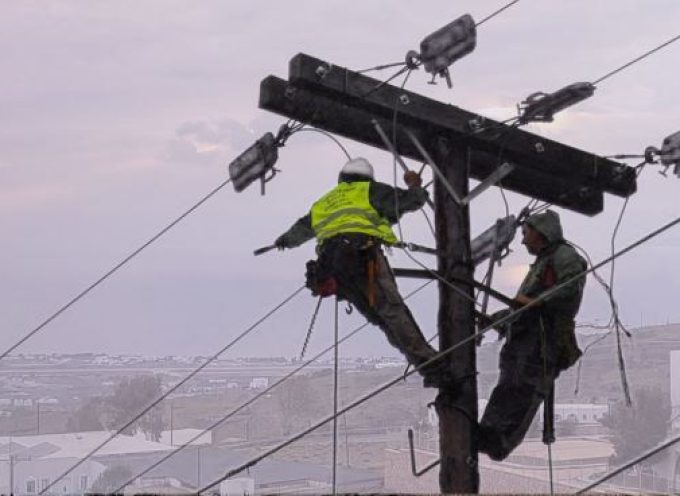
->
[0, 178, 234, 363]
[363, 65, 412, 99]
[420, 208, 437, 240]
[291, 127, 352, 160]
[199, 213, 680, 493]
[382, 66, 463, 309]
[606, 163, 647, 405]
[357, 61, 407, 74]
[492, 121, 523, 217]
[398, 248, 480, 308]
[575, 433, 680, 494]
[592, 33, 680, 85]
[390, 68, 413, 244]
[475, 0, 521, 27]
[332, 297, 339, 495]
[380, 63, 483, 310]
[114, 280, 434, 493]
[568, 240, 627, 397]
[40, 284, 306, 495]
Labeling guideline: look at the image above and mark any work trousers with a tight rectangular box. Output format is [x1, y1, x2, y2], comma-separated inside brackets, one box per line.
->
[478, 311, 557, 461]
[320, 237, 438, 371]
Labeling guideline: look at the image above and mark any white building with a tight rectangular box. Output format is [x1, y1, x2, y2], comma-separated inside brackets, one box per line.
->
[0, 432, 173, 495]
[427, 400, 609, 427]
[249, 377, 269, 389]
[536, 403, 609, 424]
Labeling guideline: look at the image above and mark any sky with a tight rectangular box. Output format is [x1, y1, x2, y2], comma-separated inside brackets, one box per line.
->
[1, 0, 679, 360]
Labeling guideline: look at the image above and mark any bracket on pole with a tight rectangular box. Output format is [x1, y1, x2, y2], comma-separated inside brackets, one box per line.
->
[373, 119, 515, 207]
[466, 162, 515, 204]
[371, 119, 435, 209]
[407, 428, 440, 477]
[405, 129, 464, 205]
[404, 129, 514, 206]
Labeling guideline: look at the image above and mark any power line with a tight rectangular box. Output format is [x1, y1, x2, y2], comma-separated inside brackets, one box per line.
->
[593, 33, 680, 85]
[575, 433, 680, 494]
[399, 247, 481, 307]
[476, 0, 521, 27]
[199, 213, 680, 493]
[114, 280, 434, 493]
[0, 178, 233, 363]
[292, 127, 352, 159]
[40, 284, 305, 495]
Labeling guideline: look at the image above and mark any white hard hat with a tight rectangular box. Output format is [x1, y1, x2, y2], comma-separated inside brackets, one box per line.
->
[341, 157, 374, 179]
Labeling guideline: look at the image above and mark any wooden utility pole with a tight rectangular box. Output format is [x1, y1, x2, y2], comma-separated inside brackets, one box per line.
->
[258, 53, 637, 493]
[433, 139, 478, 492]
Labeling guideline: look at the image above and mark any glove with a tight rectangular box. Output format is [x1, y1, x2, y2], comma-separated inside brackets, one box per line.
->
[274, 235, 288, 250]
[403, 170, 422, 188]
[488, 308, 513, 337]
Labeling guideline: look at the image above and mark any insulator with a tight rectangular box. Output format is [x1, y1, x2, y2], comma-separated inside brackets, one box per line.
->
[519, 82, 596, 124]
[228, 132, 279, 193]
[660, 131, 680, 177]
[419, 14, 477, 77]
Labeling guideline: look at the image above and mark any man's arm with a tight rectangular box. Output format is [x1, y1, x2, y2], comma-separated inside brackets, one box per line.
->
[541, 250, 587, 311]
[515, 247, 586, 310]
[369, 174, 429, 223]
[275, 213, 315, 249]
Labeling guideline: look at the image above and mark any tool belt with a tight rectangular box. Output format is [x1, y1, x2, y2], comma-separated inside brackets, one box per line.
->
[305, 259, 338, 297]
[305, 234, 379, 301]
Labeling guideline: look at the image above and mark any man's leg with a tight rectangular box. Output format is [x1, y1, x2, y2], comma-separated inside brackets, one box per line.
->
[371, 251, 439, 368]
[479, 359, 554, 460]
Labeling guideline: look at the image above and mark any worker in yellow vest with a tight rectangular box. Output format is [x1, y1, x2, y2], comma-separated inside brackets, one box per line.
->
[274, 157, 450, 387]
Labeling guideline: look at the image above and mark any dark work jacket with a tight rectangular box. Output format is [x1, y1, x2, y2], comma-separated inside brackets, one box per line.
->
[512, 211, 587, 371]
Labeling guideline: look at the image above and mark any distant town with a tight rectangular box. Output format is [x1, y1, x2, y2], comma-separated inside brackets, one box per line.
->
[1, 323, 679, 494]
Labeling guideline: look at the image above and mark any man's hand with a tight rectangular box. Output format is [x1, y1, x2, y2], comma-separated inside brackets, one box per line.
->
[403, 170, 422, 189]
[488, 308, 513, 338]
[274, 236, 288, 250]
[514, 294, 539, 307]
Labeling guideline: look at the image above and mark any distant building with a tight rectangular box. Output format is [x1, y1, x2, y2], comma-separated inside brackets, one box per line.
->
[426, 400, 609, 427]
[249, 377, 269, 389]
[0, 431, 381, 494]
[384, 437, 614, 493]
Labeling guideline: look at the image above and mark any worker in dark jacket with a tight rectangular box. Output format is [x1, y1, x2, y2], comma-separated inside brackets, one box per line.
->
[478, 209, 586, 460]
[274, 157, 449, 387]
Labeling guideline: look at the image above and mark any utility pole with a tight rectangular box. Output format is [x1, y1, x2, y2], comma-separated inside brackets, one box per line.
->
[169, 402, 174, 446]
[433, 139, 478, 492]
[258, 53, 637, 493]
[2, 434, 31, 496]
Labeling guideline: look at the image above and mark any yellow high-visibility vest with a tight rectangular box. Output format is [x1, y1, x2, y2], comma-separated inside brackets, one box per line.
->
[310, 181, 398, 245]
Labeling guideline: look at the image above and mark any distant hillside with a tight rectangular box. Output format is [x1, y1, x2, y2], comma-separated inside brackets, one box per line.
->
[477, 324, 680, 403]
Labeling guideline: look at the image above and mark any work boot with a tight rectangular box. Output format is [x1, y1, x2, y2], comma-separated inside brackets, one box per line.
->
[477, 424, 509, 461]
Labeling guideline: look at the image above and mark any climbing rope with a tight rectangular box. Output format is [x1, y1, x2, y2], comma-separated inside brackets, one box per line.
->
[300, 296, 323, 360]
[332, 297, 339, 495]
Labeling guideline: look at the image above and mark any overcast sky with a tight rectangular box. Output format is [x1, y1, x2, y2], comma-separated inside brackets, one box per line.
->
[1, 0, 679, 361]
